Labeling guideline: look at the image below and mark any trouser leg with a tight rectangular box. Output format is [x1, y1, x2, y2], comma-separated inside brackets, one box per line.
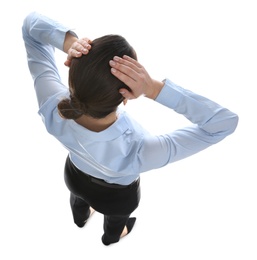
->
[102, 214, 130, 245]
[70, 193, 91, 227]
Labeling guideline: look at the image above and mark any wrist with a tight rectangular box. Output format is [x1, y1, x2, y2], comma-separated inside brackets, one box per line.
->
[63, 32, 77, 53]
[145, 80, 164, 100]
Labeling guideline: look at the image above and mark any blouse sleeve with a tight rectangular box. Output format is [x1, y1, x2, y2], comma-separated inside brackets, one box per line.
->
[137, 79, 239, 172]
[22, 12, 77, 108]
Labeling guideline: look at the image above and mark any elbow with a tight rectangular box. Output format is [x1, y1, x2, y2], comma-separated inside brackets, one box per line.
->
[22, 13, 31, 38]
[22, 12, 37, 38]
[233, 114, 239, 129]
[204, 112, 239, 138]
[228, 113, 239, 135]
[218, 113, 239, 137]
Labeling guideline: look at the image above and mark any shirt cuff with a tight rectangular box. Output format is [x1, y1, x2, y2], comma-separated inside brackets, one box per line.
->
[155, 79, 182, 109]
[51, 28, 78, 51]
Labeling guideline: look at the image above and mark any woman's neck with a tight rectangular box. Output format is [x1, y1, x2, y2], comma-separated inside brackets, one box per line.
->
[75, 111, 117, 132]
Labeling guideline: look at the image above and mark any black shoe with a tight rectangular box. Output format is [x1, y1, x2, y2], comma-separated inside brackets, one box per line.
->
[101, 217, 137, 246]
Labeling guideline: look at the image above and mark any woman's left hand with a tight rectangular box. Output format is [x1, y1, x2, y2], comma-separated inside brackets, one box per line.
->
[109, 55, 164, 100]
[64, 37, 92, 67]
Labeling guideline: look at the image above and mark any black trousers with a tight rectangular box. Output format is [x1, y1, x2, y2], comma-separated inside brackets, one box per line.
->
[64, 155, 141, 243]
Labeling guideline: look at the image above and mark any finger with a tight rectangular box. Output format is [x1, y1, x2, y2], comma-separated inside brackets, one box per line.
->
[110, 64, 137, 87]
[119, 88, 136, 100]
[77, 38, 92, 51]
[64, 59, 71, 67]
[67, 48, 82, 60]
[123, 55, 144, 69]
[109, 59, 140, 82]
[65, 49, 82, 67]
[72, 41, 90, 55]
[81, 37, 92, 44]
[113, 56, 142, 74]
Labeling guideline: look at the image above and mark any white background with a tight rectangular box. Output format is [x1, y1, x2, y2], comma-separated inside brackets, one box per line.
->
[1, 0, 256, 259]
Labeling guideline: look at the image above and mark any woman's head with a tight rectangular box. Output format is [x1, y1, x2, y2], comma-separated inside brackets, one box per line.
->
[58, 34, 137, 119]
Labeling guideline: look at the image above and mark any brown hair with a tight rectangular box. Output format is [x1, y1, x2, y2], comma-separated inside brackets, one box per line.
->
[58, 34, 137, 119]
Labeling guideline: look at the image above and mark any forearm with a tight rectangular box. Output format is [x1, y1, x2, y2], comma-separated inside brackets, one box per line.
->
[22, 12, 74, 107]
[63, 32, 78, 53]
[155, 79, 239, 136]
[22, 12, 76, 52]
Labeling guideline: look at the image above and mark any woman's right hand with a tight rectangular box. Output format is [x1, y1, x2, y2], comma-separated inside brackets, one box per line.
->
[109, 55, 164, 100]
[64, 37, 92, 67]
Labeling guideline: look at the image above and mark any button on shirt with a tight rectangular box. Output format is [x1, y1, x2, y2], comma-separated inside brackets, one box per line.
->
[22, 12, 239, 185]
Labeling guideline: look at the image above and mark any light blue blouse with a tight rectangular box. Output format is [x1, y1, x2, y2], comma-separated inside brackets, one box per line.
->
[22, 12, 238, 185]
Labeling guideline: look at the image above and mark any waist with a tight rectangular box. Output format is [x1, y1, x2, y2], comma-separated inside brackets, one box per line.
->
[88, 174, 139, 189]
[70, 158, 139, 189]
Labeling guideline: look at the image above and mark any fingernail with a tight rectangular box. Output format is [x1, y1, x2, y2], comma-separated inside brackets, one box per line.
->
[119, 91, 125, 94]
[111, 68, 117, 73]
[109, 60, 116, 66]
[113, 56, 120, 61]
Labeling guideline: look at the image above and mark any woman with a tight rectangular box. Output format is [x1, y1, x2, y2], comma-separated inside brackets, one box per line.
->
[22, 12, 238, 246]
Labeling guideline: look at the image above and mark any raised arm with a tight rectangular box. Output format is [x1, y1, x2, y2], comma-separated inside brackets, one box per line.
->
[109, 55, 239, 171]
[22, 12, 91, 107]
